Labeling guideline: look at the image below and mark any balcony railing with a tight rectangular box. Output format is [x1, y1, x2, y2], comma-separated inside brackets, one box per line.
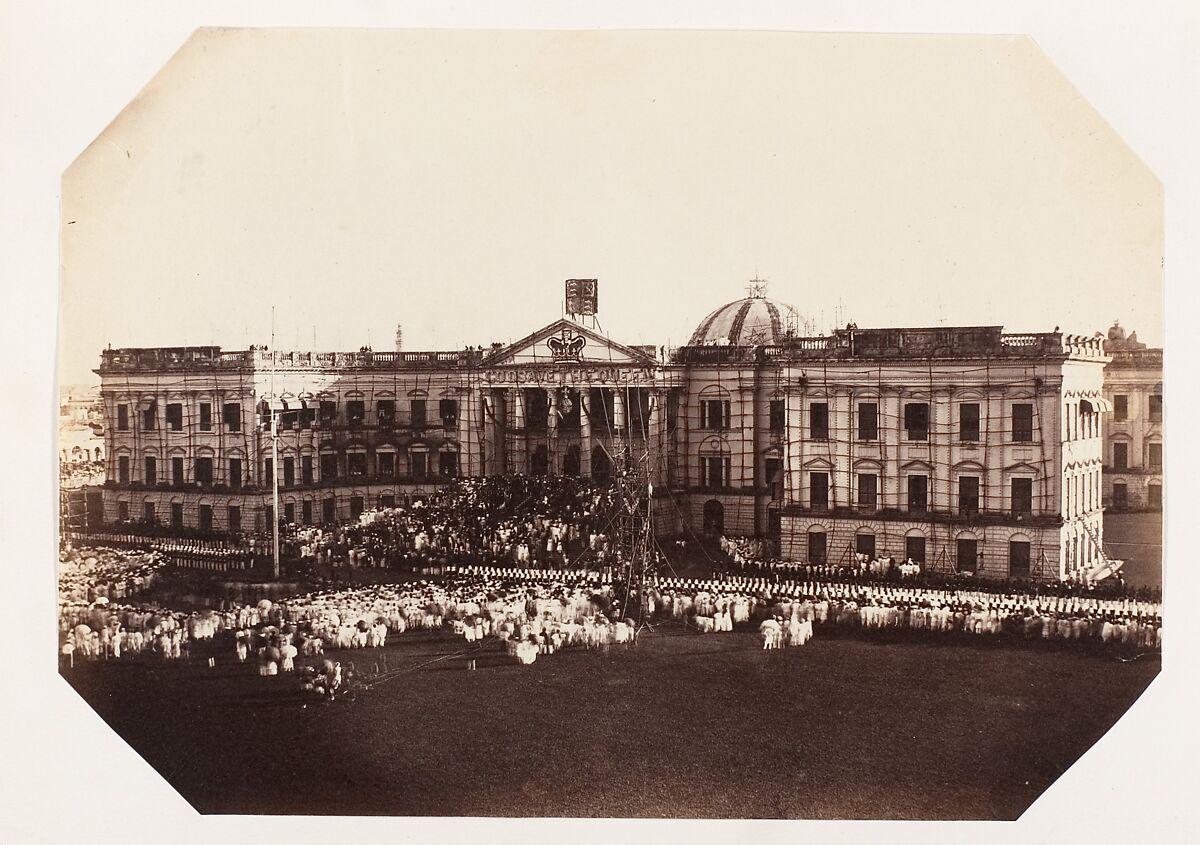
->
[100, 346, 489, 373]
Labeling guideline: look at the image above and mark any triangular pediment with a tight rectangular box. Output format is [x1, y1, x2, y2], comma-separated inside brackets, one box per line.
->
[486, 319, 656, 367]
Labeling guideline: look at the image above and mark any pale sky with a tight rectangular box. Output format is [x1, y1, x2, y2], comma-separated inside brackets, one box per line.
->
[60, 29, 1162, 385]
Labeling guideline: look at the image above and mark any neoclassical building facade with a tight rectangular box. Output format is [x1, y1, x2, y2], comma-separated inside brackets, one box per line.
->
[96, 286, 1112, 581]
[1100, 323, 1163, 511]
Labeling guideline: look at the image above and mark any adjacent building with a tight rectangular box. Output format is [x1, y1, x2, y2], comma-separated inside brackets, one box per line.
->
[1101, 323, 1163, 511]
[94, 283, 1112, 581]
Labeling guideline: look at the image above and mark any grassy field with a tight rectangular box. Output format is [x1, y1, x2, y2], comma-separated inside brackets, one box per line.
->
[63, 626, 1158, 820]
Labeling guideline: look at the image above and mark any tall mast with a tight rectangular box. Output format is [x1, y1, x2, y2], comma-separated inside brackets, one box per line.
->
[270, 307, 280, 579]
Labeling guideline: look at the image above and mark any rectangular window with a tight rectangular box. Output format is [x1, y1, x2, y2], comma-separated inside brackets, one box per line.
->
[299, 407, 315, 430]
[666, 391, 679, 434]
[700, 399, 730, 430]
[956, 538, 978, 573]
[171, 503, 183, 530]
[1148, 484, 1162, 509]
[857, 473, 878, 509]
[117, 501, 129, 522]
[263, 458, 273, 486]
[171, 456, 184, 485]
[807, 531, 827, 565]
[1009, 541, 1031, 579]
[440, 398, 459, 427]
[118, 456, 130, 483]
[301, 455, 313, 484]
[439, 450, 459, 478]
[198, 402, 212, 431]
[905, 535, 926, 565]
[322, 497, 336, 524]
[347, 400, 365, 427]
[199, 504, 213, 532]
[410, 399, 426, 428]
[144, 456, 157, 485]
[194, 457, 213, 486]
[283, 456, 295, 486]
[857, 402, 878, 441]
[1113, 442, 1129, 470]
[809, 403, 829, 440]
[350, 496, 365, 519]
[1011, 477, 1033, 516]
[378, 451, 395, 476]
[958, 475, 980, 516]
[855, 533, 876, 559]
[143, 502, 155, 523]
[907, 475, 928, 513]
[769, 399, 785, 433]
[702, 456, 728, 489]
[117, 404, 129, 431]
[348, 453, 367, 476]
[1148, 442, 1162, 470]
[166, 403, 183, 431]
[1149, 394, 1162, 423]
[301, 501, 312, 525]
[380, 495, 396, 510]
[377, 399, 396, 427]
[280, 411, 298, 431]
[411, 451, 427, 481]
[319, 401, 337, 426]
[904, 403, 929, 441]
[223, 402, 241, 432]
[1113, 394, 1128, 421]
[142, 405, 157, 431]
[765, 458, 783, 499]
[320, 453, 338, 480]
[283, 502, 295, 524]
[1012, 403, 1034, 442]
[228, 505, 241, 533]
[229, 458, 242, 489]
[809, 472, 829, 509]
[959, 403, 980, 442]
[1104, 482, 1123, 508]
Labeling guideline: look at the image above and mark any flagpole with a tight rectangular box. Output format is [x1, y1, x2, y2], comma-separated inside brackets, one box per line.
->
[271, 307, 280, 580]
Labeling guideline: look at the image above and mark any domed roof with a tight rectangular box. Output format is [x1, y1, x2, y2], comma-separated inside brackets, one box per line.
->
[689, 285, 800, 346]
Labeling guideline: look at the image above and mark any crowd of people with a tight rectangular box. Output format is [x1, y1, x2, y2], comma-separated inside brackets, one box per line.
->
[282, 476, 627, 574]
[58, 474, 1162, 682]
[718, 535, 1161, 603]
[722, 537, 924, 581]
[654, 574, 1162, 652]
[59, 544, 166, 605]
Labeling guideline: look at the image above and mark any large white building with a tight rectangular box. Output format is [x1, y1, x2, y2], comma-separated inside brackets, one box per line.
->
[94, 283, 1111, 581]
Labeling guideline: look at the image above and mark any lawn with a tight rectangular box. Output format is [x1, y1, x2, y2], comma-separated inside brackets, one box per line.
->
[62, 625, 1159, 820]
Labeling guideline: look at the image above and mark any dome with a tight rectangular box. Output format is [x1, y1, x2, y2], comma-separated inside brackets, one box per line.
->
[689, 288, 801, 346]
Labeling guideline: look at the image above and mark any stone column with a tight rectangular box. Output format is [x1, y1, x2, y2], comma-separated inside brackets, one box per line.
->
[648, 389, 665, 485]
[579, 388, 592, 477]
[546, 387, 559, 474]
[613, 386, 626, 433]
[511, 388, 525, 428]
[507, 388, 526, 475]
